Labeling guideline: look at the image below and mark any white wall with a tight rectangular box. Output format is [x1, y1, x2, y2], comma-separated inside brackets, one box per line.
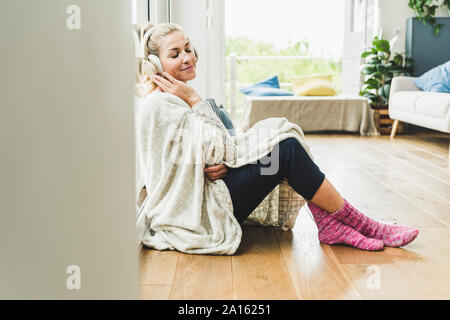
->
[1, 0, 138, 299]
[378, 0, 414, 54]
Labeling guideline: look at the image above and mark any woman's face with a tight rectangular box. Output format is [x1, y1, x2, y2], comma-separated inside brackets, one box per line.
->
[158, 31, 196, 83]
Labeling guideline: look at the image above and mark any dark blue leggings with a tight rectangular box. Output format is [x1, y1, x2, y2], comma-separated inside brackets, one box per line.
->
[222, 137, 325, 223]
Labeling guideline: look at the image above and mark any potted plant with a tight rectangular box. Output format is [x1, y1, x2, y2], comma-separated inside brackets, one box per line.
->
[359, 36, 413, 134]
[359, 36, 413, 109]
[408, 0, 450, 35]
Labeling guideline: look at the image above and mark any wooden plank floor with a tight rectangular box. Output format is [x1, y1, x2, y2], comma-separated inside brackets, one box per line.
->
[140, 131, 450, 300]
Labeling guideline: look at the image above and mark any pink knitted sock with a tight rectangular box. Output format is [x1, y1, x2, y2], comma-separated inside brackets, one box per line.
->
[307, 203, 384, 251]
[329, 199, 419, 247]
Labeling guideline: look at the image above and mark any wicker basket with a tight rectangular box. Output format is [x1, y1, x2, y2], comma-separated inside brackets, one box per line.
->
[373, 108, 403, 135]
[278, 179, 305, 231]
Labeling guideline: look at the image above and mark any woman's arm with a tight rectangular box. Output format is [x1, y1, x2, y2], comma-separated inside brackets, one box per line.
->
[150, 72, 201, 107]
[151, 72, 237, 165]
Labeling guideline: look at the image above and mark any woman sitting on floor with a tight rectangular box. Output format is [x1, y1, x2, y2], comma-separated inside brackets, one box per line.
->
[135, 22, 418, 255]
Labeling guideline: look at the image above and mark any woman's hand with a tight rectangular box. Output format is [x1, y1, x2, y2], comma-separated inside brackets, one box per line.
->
[204, 164, 228, 181]
[150, 72, 202, 107]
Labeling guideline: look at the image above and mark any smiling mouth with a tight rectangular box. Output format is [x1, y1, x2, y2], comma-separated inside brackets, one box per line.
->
[182, 66, 193, 71]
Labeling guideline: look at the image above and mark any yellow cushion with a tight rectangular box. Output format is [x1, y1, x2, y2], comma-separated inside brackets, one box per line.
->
[291, 74, 332, 87]
[293, 79, 337, 96]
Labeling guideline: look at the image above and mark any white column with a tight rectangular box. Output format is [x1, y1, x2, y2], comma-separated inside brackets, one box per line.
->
[342, 0, 366, 95]
[229, 52, 237, 120]
[206, 0, 226, 107]
[135, 0, 149, 24]
[149, 0, 170, 24]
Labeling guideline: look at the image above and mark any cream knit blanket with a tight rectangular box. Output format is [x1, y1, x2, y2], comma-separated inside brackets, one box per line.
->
[135, 92, 313, 255]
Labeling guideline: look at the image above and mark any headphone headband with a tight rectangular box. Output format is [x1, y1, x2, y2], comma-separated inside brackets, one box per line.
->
[140, 25, 158, 59]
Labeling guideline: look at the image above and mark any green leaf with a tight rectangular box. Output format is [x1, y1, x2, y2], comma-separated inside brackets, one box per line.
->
[367, 57, 382, 65]
[364, 78, 379, 86]
[380, 86, 386, 99]
[359, 91, 376, 99]
[373, 39, 390, 53]
[359, 90, 370, 97]
[433, 23, 442, 35]
[383, 84, 391, 100]
[362, 66, 377, 75]
[376, 64, 389, 74]
[370, 71, 382, 80]
[393, 54, 404, 66]
[361, 51, 372, 58]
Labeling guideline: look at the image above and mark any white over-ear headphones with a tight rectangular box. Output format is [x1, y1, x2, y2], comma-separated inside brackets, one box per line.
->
[141, 26, 164, 74]
[146, 52, 164, 74]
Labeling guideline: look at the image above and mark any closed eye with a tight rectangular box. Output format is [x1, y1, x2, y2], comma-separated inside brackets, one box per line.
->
[172, 49, 192, 58]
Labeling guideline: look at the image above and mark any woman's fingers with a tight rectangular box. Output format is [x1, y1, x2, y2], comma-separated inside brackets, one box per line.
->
[206, 173, 226, 181]
[211, 169, 226, 177]
[162, 72, 178, 83]
[150, 77, 170, 91]
[205, 164, 226, 173]
[152, 75, 172, 88]
[205, 166, 227, 180]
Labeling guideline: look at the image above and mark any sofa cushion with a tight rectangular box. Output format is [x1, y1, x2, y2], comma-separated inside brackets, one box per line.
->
[291, 74, 332, 87]
[415, 61, 450, 93]
[293, 79, 337, 96]
[239, 75, 294, 96]
[390, 91, 427, 113]
[415, 92, 450, 118]
[240, 86, 294, 96]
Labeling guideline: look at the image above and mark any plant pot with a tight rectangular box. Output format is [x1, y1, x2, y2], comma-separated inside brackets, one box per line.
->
[373, 107, 404, 135]
[370, 103, 388, 110]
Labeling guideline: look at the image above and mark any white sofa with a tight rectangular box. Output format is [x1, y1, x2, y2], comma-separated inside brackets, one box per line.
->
[389, 76, 450, 138]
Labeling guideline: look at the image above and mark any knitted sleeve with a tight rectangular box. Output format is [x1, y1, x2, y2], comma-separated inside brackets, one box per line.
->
[191, 99, 236, 164]
[192, 99, 227, 131]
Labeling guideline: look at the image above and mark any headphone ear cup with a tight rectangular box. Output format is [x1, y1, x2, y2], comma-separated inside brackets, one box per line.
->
[191, 44, 198, 62]
[147, 54, 164, 74]
[192, 46, 199, 62]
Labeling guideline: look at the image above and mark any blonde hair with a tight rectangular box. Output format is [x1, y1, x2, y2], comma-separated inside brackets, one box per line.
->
[135, 23, 199, 98]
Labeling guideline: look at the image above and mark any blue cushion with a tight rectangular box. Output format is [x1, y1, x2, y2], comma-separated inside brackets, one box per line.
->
[206, 98, 236, 136]
[239, 86, 294, 96]
[217, 106, 235, 136]
[250, 75, 280, 88]
[239, 75, 294, 96]
[414, 60, 450, 93]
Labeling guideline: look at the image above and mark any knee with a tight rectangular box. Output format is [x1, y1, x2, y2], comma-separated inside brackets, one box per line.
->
[278, 137, 301, 153]
[277, 137, 310, 166]
[273, 138, 302, 168]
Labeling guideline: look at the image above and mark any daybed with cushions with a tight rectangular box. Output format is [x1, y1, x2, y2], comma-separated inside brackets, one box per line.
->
[238, 95, 379, 135]
[389, 61, 450, 138]
[237, 75, 379, 135]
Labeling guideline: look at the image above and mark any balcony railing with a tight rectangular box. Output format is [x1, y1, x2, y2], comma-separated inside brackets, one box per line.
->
[225, 53, 326, 121]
